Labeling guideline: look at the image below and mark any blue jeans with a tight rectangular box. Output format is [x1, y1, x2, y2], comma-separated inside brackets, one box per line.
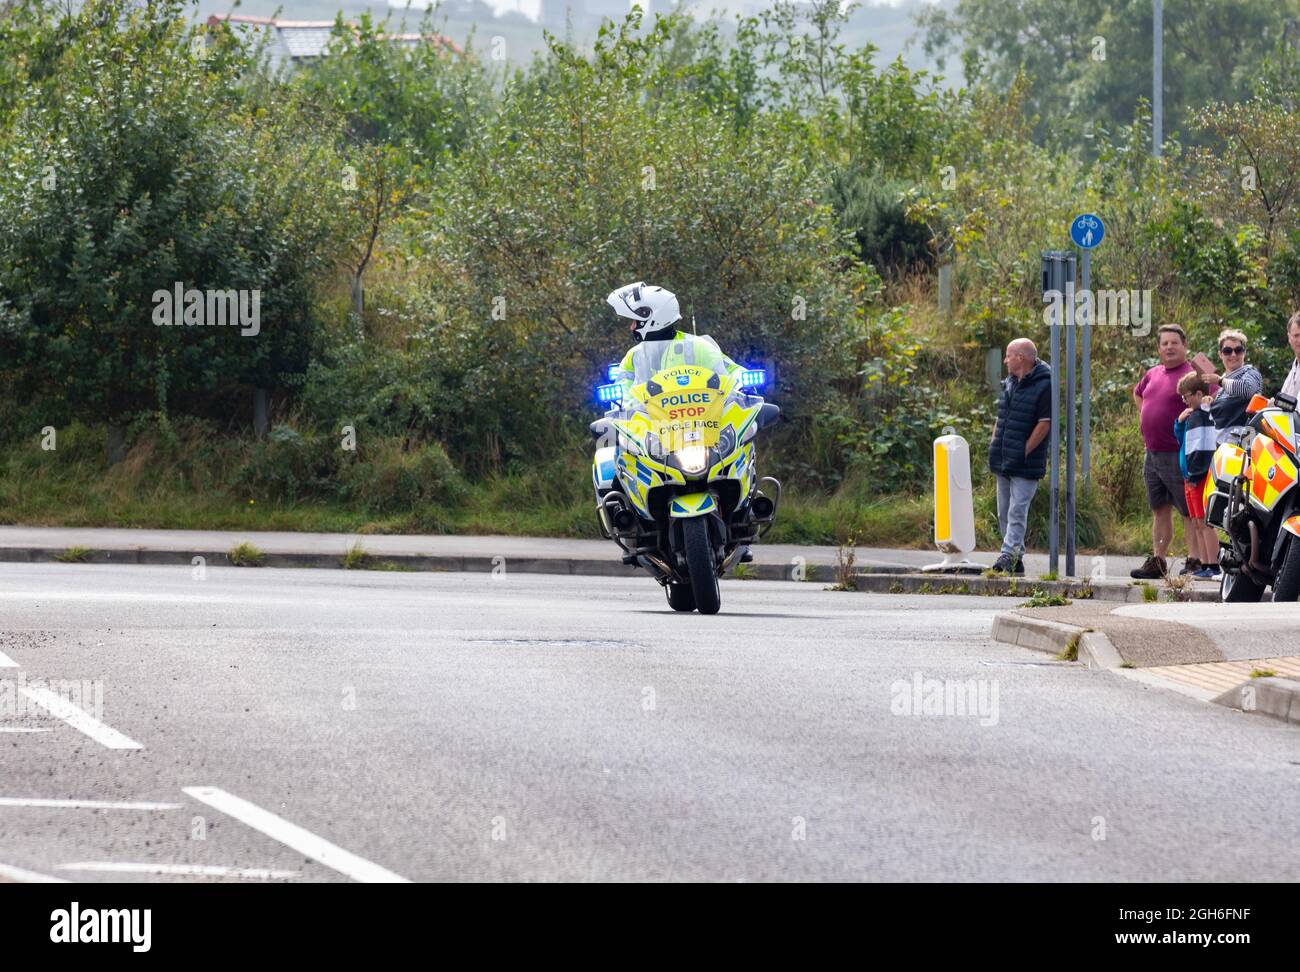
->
[995, 474, 1039, 558]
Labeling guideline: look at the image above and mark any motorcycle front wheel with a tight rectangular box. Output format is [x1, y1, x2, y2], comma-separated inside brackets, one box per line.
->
[681, 517, 721, 615]
[1271, 534, 1300, 601]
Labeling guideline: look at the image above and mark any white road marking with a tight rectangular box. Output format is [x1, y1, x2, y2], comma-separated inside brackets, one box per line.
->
[0, 649, 18, 667]
[0, 727, 51, 733]
[0, 862, 67, 883]
[183, 787, 410, 884]
[58, 862, 298, 880]
[19, 687, 142, 750]
[0, 798, 180, 810]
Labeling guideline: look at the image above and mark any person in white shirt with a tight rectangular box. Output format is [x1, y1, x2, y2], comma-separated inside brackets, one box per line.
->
[1282, 312, 1300, 401]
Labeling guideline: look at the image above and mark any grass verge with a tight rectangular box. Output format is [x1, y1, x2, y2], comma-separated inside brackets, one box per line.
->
[53, 545, 93, 563]
[1, 423, 1175, 555]
[228, 541, 265, 567]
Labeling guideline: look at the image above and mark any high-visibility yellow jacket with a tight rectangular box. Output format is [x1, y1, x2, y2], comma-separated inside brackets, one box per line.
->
[615, 331, 741, 398]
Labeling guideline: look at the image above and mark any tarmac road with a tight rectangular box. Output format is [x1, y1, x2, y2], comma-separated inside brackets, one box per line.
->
[1, 563, 1296, 882]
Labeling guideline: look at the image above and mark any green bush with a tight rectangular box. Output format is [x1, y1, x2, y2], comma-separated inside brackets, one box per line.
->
[233, 425, 340, 504]
[339, 440, 467, 513]
[419, 15, 866, 467]
[829, 168, 934, 277]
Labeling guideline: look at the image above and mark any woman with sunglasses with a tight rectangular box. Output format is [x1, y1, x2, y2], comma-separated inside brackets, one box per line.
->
[1200, 328, 1263, 443]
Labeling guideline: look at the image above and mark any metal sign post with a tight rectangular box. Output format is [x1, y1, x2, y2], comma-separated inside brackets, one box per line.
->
[1065, 278, 1077, 578]
[1041, 252, 1075, 577]
[1081, 249, 1092, 482]
[1067, 214, 1105, 577]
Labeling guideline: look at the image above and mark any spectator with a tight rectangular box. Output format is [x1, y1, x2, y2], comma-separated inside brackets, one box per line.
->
[1131, 324, 1195, 579]
[1198, 328, 1262, 442]
[987, 338, 1052, 574]
[1282, 312, 1300, 401]
[1174, 372, 1219, 579]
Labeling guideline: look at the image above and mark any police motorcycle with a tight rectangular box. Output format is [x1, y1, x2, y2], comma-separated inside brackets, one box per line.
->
[1205, 391, 1300, 601]
[589, 283, 781, 614]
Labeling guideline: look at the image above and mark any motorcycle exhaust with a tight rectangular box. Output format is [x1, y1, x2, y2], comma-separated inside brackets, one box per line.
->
[750, 476, 782, 537]
[600, 492, 638, 537]
[1246, 520, 1275, 583]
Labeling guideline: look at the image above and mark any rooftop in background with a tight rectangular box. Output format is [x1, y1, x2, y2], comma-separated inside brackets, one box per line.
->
[206, 14, 462, 63]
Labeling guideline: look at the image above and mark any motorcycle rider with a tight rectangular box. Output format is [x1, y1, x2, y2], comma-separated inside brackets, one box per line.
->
[606, 281, 743, 393]
[604, 281, 755, 562]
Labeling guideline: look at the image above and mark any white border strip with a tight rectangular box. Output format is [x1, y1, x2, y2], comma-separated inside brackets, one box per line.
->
[183, 787, 410, 883]
[0, 727, 51, 734]
[59, 862, 297, 879]
[0, 862, 67, 883]
[0, 650, 18, 668]
[0, 798, 180, 811]
[20, 687, 142, 750]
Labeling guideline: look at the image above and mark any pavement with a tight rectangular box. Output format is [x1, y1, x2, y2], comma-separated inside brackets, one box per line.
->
[991, 601, 1300, 724]
[3, 562, 1299, 882]
[0, 524, 1207, 590]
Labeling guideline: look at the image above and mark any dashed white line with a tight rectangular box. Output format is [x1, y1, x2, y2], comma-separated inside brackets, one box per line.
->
[0, 727, 51, 733]
[0, 862, 67, 883]
[58, 863, 298, 880]
[0, 798, 180, 811]
[19, 687, 142, 750]
[182, 787, 410, 884]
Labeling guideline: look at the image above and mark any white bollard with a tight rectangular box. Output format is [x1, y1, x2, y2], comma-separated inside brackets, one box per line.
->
[922, 430, 985, 573]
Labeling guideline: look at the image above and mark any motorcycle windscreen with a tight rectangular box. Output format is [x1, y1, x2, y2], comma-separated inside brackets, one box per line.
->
[641, 365, 726, 453]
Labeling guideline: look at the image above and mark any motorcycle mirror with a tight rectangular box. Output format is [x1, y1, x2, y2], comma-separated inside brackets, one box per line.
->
[1246, 394, 1271, 414]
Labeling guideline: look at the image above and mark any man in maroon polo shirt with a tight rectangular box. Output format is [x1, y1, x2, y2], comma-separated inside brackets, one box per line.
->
[1131, 324, 1196, 578]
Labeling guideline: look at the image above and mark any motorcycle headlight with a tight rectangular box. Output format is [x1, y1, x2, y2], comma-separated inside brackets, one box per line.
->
[717, 426, 737, 460]
[674, 445, 709, 475]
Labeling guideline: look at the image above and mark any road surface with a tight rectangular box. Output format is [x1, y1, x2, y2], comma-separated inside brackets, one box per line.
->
[1, 563, 1296, 882]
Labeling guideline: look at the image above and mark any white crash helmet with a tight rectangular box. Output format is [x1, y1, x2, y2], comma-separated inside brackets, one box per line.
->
[606, 281, 680, 341]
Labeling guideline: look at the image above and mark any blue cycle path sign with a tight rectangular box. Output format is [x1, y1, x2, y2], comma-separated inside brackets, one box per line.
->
[1070, 213, 1105, 249]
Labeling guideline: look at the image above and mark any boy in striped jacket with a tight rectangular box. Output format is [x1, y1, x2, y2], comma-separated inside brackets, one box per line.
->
[1174, 372, 1220, 578]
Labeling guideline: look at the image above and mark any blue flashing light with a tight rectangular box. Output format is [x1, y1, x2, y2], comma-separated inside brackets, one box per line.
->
[740, 368, 767, 389]
[596, 382, 622, 404]
[606, 364, 620, 381]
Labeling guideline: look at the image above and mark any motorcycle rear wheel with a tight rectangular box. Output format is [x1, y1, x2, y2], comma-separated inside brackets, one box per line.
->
[1271, 535, 1300, 601]
[665, 582, 696, 612]
[1221, 567, 1266, 602]
[682, 517, 721, 615]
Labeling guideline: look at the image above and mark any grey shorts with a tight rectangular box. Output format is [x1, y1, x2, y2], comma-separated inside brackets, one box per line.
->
[1143, 449, 1189, 516]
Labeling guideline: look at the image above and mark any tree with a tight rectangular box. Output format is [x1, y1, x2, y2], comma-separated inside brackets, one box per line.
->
[0, 0, 350, 430]
[293, 11, 489, 165]
[418, 15, 868, 468]
[917, 0, 1300, 146]
[1193, 98, 1300, 257]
